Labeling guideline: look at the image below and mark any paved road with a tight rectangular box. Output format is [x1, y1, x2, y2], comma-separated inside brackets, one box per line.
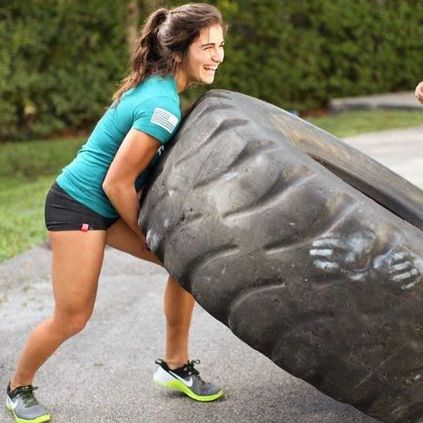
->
[1, 126, 422, 423]
[345, 126, 423, 188]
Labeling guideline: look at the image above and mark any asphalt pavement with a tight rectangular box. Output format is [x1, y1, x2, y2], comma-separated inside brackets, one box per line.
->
[0, 124, 422, 423]
[345, 126, 423, 188]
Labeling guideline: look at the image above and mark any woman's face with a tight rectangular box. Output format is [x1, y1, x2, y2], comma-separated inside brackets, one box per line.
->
[177, 24, 225, 90]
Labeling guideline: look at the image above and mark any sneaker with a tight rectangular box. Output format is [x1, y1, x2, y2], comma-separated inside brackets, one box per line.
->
[153, 359, 224, 402]
[6, 383, 51, 423]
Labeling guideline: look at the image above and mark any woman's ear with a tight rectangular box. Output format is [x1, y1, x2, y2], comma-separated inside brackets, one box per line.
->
[174, 54, 183, 64]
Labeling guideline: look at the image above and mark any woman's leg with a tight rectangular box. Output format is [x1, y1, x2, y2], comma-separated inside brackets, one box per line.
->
[106, 219, 195, 367]
[163, 275, 195, 368]
[107, 219, 223, 401]
[11, 230, 107, 389]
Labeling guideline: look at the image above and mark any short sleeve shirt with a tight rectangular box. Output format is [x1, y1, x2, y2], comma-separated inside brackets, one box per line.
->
[56, 75, 181, 218]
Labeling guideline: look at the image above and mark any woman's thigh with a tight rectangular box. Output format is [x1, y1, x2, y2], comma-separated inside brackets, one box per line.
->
[105, 218, 162, 266]
[49, 230, 107, 319]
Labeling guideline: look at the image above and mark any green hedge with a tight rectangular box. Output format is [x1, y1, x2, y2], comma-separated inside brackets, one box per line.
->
[1, 0, 422, 140]
[214, 0, 423, 112]
[0, 1, 128, 140]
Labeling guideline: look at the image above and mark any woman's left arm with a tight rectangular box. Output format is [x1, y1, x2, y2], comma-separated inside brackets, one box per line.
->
[102, 128, 161, 238]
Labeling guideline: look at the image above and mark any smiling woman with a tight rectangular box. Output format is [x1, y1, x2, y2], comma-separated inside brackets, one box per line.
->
[5, 4, 227, 423]
[176, 24, 225, 88]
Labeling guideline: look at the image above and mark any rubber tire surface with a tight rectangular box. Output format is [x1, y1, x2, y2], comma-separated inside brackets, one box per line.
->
[139, 90, 423, 423]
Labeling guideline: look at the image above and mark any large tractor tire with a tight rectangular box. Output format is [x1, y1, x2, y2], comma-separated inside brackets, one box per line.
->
[139, 90, 423, 423]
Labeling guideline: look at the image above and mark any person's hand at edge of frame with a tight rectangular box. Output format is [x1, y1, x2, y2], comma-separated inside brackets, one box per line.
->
[415, 81, 423, 104]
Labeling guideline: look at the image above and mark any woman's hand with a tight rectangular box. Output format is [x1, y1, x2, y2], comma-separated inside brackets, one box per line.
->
[103, 128, 161, 237]
[415, 81, 423, 104]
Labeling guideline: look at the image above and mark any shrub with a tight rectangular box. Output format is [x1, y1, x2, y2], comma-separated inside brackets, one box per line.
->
[1, 0, 422, 139]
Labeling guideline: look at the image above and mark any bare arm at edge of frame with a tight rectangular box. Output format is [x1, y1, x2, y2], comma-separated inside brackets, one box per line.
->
[415, 81, 423, 104]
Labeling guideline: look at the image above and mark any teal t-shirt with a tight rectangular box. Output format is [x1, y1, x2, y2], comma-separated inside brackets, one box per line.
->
[56, 75, 181, 218]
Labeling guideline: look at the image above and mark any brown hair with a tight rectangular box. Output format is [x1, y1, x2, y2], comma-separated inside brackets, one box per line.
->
[113, 3, 226, 101]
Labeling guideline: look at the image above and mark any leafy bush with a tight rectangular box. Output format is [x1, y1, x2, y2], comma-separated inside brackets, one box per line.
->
[213, 0, 423, 112]
[0, 1, 128, 140]
[1, 0, 422, 139]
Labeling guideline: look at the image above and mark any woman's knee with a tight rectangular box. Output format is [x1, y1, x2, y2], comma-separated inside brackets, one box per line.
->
[52, 312, 92, 337]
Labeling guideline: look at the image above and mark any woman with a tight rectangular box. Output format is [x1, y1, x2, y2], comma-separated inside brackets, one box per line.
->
[416, 81, 423, 104]
[6, 4, 226, 422]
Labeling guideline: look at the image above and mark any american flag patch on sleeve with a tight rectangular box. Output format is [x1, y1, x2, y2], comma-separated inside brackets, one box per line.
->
[150, 108, 179, 134]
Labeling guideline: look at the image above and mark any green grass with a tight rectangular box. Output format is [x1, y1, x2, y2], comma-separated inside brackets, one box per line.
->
[0, 109, 422, 262]
[306, 109, 423, 138]
[0, 137, 84, 262]
[0, 175, 55, 262]
[0, 137, 84, 179]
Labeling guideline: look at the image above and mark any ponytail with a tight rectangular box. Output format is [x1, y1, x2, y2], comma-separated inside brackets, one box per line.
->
[113, 8, 170, 101]
[113, 3, 225, 102]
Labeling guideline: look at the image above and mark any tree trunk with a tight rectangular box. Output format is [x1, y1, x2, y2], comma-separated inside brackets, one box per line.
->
[126, 0, 140, 53]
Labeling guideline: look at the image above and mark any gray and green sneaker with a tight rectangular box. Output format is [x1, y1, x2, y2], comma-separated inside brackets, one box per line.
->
[153, 359, 224, 402]
[6, 383, 51, 423]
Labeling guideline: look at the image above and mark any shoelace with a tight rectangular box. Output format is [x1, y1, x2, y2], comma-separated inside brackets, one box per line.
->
[184, 359, 201, 377]
[183, 360, 208, 386]
[156, 358, 205, 381]
[15, 385, 39, 407]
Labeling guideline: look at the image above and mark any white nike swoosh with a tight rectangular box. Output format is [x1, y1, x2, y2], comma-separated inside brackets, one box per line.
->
[169, 371, 194, 387]
[7, 397, 18, 410]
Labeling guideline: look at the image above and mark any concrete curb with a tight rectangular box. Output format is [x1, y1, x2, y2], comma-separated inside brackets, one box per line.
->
[330, 92, 422, 112]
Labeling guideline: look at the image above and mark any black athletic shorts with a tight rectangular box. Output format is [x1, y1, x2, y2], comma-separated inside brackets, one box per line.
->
[45, 182, 118, 231]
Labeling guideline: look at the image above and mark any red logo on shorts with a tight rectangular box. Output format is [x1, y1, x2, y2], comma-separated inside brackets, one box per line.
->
[81, 223, 90, 232]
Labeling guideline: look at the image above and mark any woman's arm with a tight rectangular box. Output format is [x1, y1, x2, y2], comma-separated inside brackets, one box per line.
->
[103, 128, 161, 238]
[415, 81, 423, 104]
